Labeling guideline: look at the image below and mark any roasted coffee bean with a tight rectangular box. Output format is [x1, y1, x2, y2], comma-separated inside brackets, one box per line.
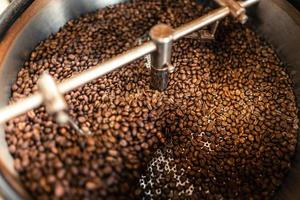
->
[5, 0, 299, 200]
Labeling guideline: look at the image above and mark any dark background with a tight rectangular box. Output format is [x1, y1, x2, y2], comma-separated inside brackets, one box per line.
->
[288, 0, 300, 10]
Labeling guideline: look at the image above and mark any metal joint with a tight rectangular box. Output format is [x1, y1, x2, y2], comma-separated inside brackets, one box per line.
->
[149, 24, 175, 91]
[215, 0, 248, 24]
[37, 72, 68, 124]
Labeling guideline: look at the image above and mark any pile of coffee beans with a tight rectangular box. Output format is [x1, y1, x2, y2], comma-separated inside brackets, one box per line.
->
[5, 0, 299, 199]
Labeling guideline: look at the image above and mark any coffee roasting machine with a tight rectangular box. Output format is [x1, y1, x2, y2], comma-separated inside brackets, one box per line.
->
[0, 0, 300, 199]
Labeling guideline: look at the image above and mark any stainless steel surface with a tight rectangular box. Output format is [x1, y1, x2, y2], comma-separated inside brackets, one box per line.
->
[241, 0, 261, 7]
[246, 0, 300, 199]
[149, 24, 174, 69]
[0, 0, 9, 15]
[0, 0, 299, 199]
[172, 7, 230, 40]
[150, 68, 169, 91]
[149, 24, 174, 91]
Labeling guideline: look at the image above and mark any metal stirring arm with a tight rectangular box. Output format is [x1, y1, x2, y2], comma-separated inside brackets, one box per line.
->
[0, 0, 260, 125]
[184, 20, 220, 40]
[38, 72, 90, 135]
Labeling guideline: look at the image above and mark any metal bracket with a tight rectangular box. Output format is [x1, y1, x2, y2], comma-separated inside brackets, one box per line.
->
[185, 21, 220, 40]
[214, 0, 248, 24]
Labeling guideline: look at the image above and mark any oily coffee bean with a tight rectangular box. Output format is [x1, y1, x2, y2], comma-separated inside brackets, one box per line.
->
[4, 0, 299, 200]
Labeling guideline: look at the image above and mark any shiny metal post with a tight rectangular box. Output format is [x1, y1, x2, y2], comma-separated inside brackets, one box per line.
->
[149, 24, 175, 91]
[38, 72, 69, 124]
